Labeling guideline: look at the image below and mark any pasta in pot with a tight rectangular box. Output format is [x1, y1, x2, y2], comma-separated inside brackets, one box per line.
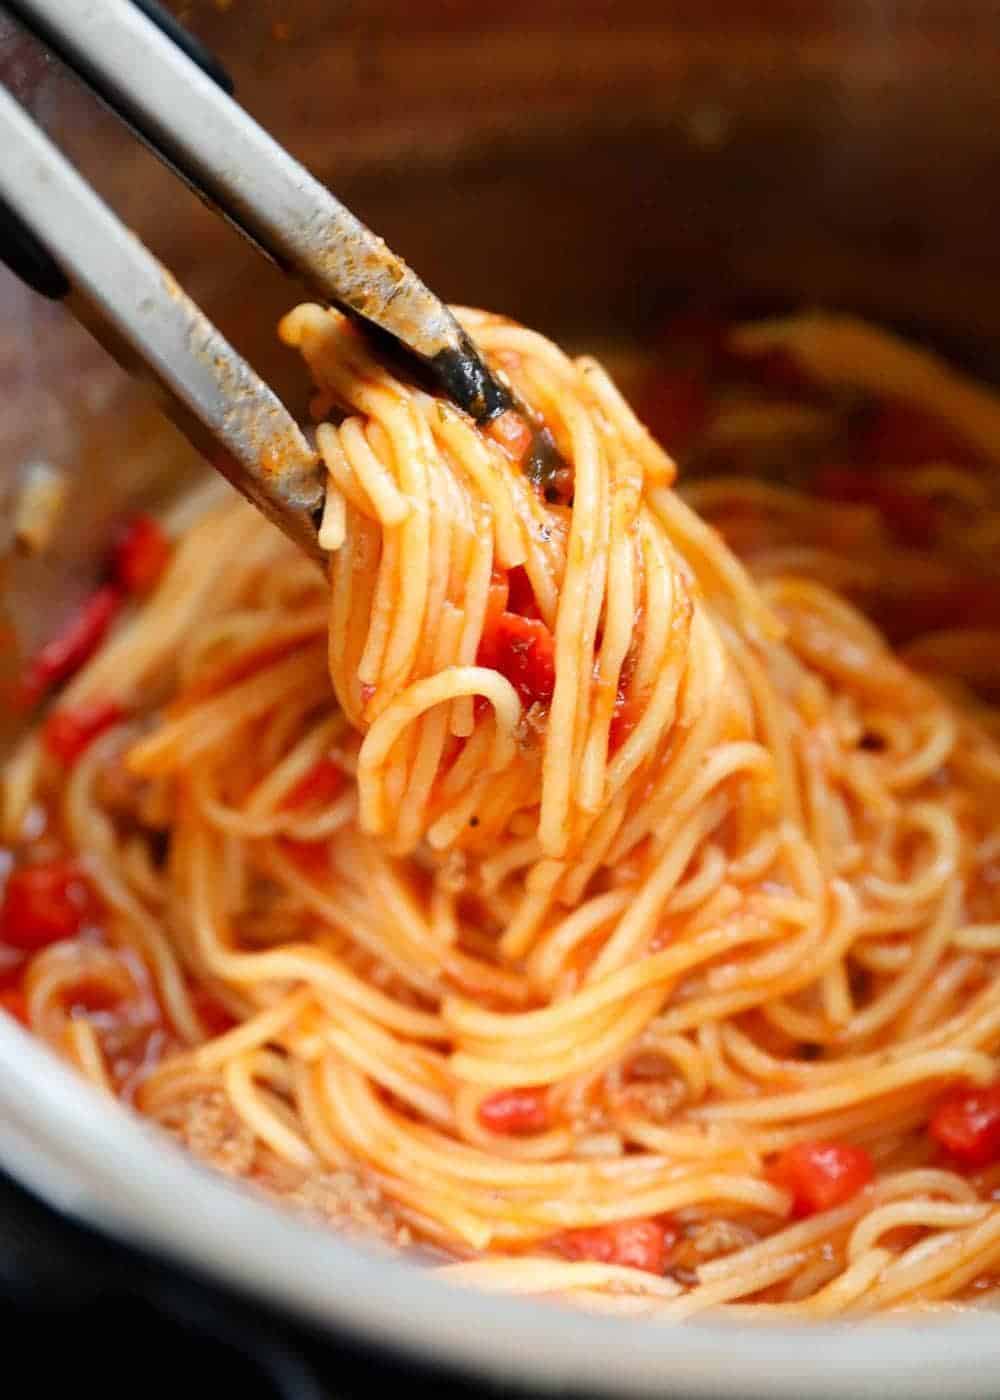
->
[5, 306, 1000, 1317]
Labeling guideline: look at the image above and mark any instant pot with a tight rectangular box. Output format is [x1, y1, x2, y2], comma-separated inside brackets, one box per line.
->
[2, 2, 1000, 1395]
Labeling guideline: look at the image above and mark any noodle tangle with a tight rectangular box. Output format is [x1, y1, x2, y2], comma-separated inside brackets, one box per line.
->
[6, 307, 1000, 1317]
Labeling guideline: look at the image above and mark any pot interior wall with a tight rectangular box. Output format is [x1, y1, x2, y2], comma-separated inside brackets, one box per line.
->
[3, 0, 1000, 715]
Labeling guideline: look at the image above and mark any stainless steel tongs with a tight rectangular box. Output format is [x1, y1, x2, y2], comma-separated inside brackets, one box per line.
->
[0, 0, 553, 562]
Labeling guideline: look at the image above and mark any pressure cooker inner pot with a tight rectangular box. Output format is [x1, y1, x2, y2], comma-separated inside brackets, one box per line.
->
[5, 0, 1000, 1372]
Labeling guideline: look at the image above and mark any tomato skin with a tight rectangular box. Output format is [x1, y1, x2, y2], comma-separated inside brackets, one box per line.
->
[0, 861, 95, 951]
[18, 585, 122, 708]
[476, 569, 554, 718]
[551, 1218, 676, 1275]
[478, 1087, 549, 1135]
[281, 757, 344, 810]
[769, 1141, 874, 1216]
[43, 699, 124, 766]
[112, 513, 171, 593]
[478, 612, 556, 708]
[505, 565, 541, 620]
[930, 1084, 1000, 1168]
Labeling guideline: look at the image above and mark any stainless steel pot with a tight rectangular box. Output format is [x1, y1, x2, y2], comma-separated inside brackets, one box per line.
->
[3, 3, 1000, 1393]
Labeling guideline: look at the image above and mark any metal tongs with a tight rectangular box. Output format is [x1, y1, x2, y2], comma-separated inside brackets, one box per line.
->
[0, 0, 558, 562]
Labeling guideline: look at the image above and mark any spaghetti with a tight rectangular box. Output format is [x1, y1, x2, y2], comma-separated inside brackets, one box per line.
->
[4, 306, 1000, 1316]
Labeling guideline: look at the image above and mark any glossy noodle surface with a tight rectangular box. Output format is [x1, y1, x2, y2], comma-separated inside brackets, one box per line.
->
[5, 308, 1000, 1316]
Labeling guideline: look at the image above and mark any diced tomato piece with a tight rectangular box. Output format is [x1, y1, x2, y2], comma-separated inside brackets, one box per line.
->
[190, 985, 237, 1037]
[473, 574, 513, 723]
[769, 1141, 874, 1216]
[639, 365, 710, 454]
[0, 860, 95, 952]
[814, 467, 937, 547]
[112, 513, 171, 594]
[281, 757, 344, 810]
[551, 1218, 676, 1275]
[487, 410, 534, 463]
[506, 565, 541, 620]
[0, 986, 28, 1025]
[478, 612, 556, 709]
[930, 1083, 1000, 1167]
[17, 585, 122, 708]
[43, 698, 124, 766]
[477, 1086, 549, 1135]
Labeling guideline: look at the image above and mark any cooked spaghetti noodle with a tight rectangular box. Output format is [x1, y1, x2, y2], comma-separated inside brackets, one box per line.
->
[5, 306, 1000, 1316]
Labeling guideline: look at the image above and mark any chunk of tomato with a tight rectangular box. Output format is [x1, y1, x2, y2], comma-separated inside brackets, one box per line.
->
[769, 1141, 873, 1216]
[551, 1218, 676, 1275]
[0, 860, 94, 951]
[43, 699, 124, 766]
[930, 1083, 1000, 1168]
[477, 1087, 549, 1135]
[112, 513, 171, 594]
[18, 585, 121, 709]
[478, 612, 556, 709]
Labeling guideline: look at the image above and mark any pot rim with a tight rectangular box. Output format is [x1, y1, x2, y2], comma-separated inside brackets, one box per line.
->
[1, 1017, 997, 1398]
